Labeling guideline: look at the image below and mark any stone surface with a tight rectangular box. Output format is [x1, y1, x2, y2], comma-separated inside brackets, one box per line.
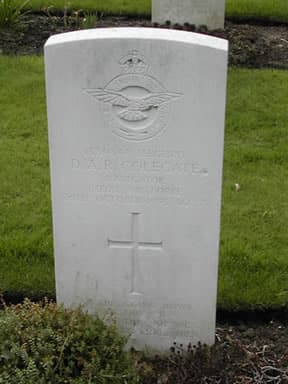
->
[152, 0, 225, 30]
[45, 28, 228, 352]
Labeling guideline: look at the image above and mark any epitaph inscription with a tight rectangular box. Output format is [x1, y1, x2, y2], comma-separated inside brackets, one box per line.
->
[85, 51, 182, 141]
[97, 299, 196, 338]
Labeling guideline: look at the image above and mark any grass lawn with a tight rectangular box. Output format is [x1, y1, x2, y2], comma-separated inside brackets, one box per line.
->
[0, 57, 288, 309]
[0, 57, 53, 297]
[226, 0, 288, 22]
[219, 69, 288, 309]
[25, 0, 288, 22]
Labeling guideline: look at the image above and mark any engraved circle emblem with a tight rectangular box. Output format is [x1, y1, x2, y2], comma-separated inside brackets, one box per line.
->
[85, 51, 181, 141]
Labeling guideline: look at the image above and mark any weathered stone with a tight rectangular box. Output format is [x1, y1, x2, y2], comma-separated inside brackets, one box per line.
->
[45, 28, 228, 351]
[152, 0, 225, 29]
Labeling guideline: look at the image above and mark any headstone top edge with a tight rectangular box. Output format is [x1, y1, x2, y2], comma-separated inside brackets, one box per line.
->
[44, 27, 228, 51]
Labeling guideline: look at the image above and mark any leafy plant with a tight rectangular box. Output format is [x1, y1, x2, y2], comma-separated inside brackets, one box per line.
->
[62, 3, 97, 30]
[63, 1, 71, 28]
[41, 4, 57, 26]
[80, 11, 97, 29]
[0, 0, 29, 27]
[0, 298, 139, 383]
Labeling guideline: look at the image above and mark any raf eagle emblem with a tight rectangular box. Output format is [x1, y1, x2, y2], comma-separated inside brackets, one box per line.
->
[84, 50, 182, 141]
[85, 89, 180, 122]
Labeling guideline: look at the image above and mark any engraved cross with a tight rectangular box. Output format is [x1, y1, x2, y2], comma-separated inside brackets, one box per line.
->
[108, 212, 163, 295]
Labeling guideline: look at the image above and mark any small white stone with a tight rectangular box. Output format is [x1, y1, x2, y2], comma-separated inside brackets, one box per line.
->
[152, 0, 225, 29]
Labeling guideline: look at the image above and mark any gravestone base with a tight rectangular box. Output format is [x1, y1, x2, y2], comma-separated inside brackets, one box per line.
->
[152, 0, 225, 30]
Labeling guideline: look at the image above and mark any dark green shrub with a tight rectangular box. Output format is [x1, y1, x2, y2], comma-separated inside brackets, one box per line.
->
[0, 298, 139, 383]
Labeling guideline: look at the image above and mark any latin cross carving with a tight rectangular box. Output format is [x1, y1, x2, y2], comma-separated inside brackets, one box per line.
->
[108, 212, 163, 295]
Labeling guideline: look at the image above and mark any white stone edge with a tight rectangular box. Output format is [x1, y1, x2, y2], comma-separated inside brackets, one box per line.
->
[44, 28, 228, 51]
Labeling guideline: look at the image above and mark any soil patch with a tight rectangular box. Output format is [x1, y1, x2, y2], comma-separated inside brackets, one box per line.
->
[0, 14, 288, 68]
[138, 321, 288, 383]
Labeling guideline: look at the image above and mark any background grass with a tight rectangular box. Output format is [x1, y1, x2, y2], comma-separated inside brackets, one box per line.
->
[226, 0, 288, 22]
[1, 57, 288, 309]
[25, 0, 288, 22]
[0, 56, 53, 297]
[219, 69, 288, 309]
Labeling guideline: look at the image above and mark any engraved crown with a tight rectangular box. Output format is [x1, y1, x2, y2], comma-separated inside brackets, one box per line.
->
[119, 51, 148, 74]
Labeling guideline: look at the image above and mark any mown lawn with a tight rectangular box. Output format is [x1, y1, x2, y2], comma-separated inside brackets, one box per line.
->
[219, 69, 288, 309]
[26, 0, 288, 22]
[0, 57, 288, 309]
[0, 57, 53, 297]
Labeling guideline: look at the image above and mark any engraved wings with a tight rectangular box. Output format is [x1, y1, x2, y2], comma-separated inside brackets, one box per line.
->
[86, 89, 130, 108]
[85, 88, 180, 122]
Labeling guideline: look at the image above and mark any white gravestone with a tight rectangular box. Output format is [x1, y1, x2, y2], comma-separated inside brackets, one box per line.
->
[45, 28, 228, 352]
[152, 0, 226, 30]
